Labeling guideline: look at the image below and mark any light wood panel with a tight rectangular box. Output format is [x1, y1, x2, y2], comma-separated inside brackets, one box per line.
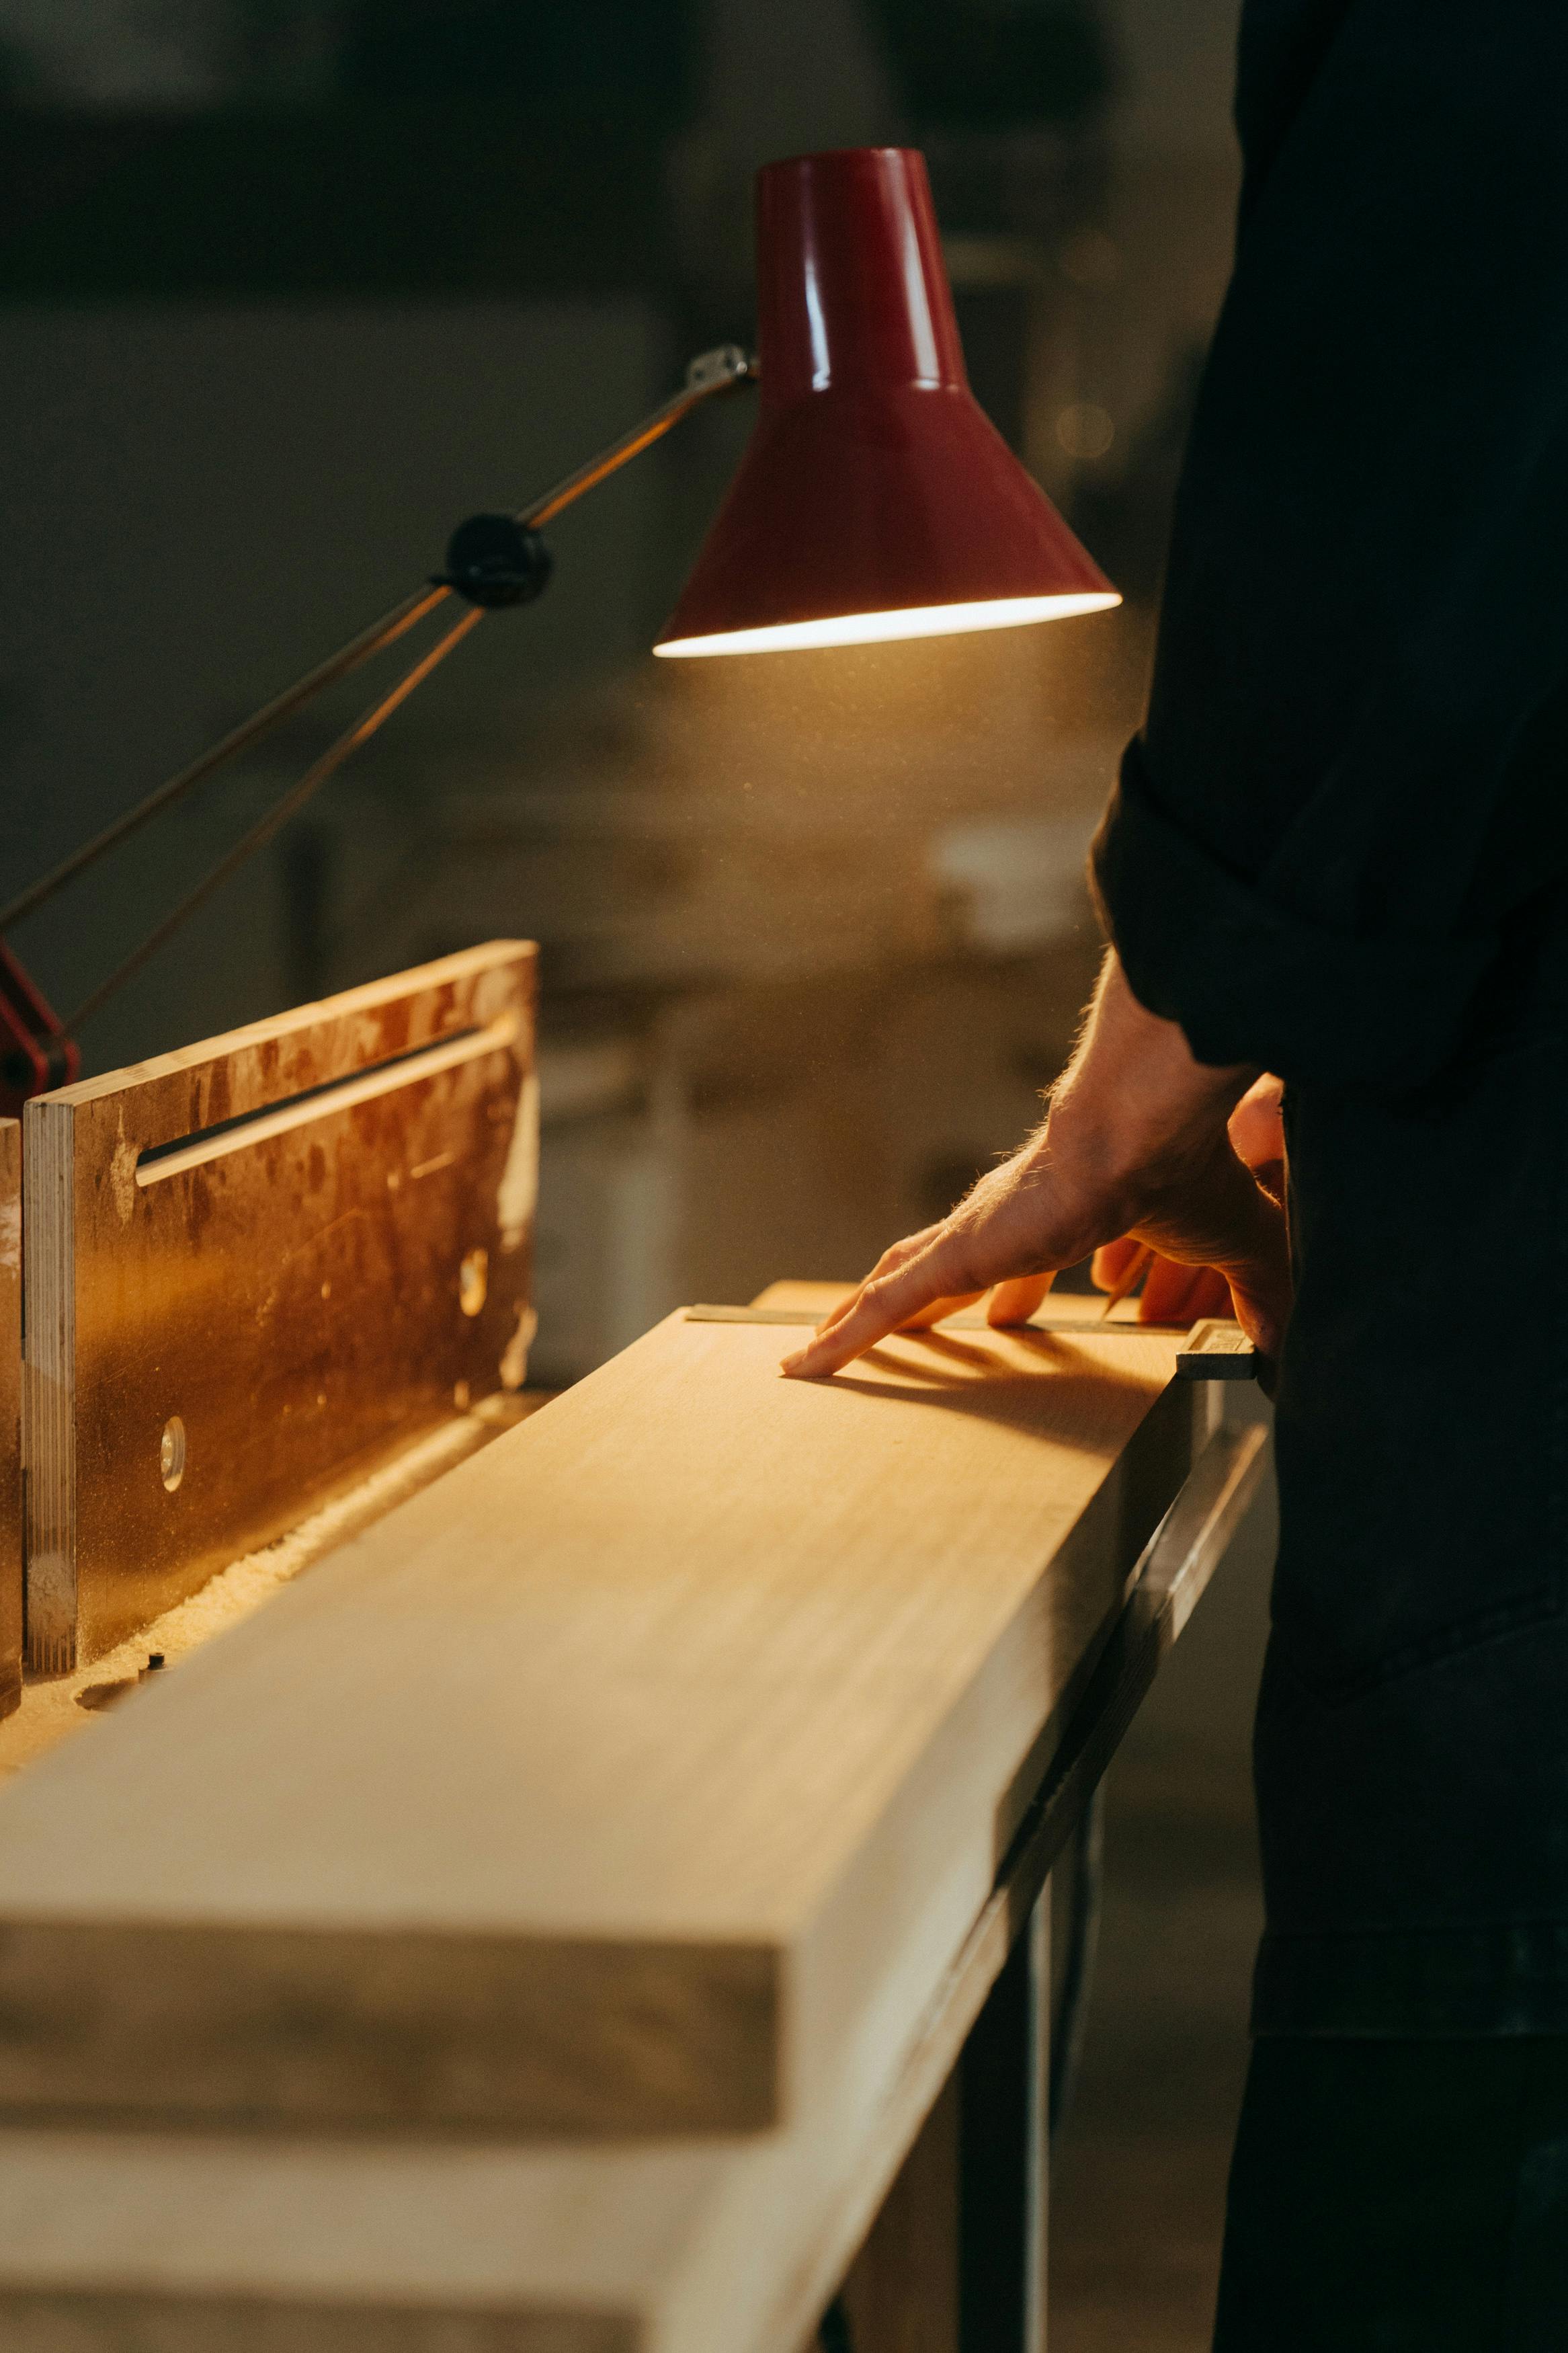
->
[0, 1416, 1267, 2352]
[22, 943, 536, 1672]
[0, 1393, 550, 1788]
[0, 1303, 1190, 2135]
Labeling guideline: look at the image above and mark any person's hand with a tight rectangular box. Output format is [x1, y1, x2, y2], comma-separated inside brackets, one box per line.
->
[1081, 1071, 1286, 1325]
[780, 956, 1291, 1380]
[1088, 1236, 1233, 1326]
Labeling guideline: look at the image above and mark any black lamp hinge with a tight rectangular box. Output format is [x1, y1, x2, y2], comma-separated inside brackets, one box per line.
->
[434, 514, 554, 609]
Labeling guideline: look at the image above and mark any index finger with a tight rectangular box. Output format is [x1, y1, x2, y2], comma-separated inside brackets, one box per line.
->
[781, 1242, 964, 1378]
[799, 1228, 942, 1351]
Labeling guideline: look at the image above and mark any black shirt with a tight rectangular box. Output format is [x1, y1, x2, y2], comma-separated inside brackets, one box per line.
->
[1092, 0, 1568, 2035]
[1095, 0, 1568, 1094]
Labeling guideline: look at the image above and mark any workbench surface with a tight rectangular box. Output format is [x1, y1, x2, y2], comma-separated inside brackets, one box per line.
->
[0, 1289, 1262, 2352]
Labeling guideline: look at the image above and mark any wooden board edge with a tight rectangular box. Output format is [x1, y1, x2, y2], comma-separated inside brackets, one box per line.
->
[42, 941, 538, 1114]
[0, 1122, 17, 1718]
[21, 1096, 75, 1677]
[0, 1922, 783, 2139]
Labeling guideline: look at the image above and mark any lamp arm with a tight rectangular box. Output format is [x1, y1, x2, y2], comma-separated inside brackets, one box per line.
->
[522, 343, 753, 530]
[0, 584, 448, 941]
[58, 604, 486, 1043]
[0, 345, 756, 948]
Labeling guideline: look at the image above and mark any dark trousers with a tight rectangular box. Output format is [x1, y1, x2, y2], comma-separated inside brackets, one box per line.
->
[1214, 2038, 1568, 2349]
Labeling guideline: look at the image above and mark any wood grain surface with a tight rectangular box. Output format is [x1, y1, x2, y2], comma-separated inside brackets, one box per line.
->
[22, 943, 536, 1672]
[0, 1423, 1267, 2353]
[0, 1304, 1189, 2137]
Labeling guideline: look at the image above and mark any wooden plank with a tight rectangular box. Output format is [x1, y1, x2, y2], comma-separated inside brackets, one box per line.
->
[22, 943, 537, 1672]
[0, 1306, 1191, 2136]
[0, 1420, 1266, 2352]
[0, 1394, 551, 1790]
[0, 1122, 18, 1720]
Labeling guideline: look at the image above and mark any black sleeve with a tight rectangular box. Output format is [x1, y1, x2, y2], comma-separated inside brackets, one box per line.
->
[1090, 0, 1568, 1089]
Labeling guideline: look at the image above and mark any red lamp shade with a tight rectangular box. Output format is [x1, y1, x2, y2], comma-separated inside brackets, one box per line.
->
[654, 147, 1119, 659]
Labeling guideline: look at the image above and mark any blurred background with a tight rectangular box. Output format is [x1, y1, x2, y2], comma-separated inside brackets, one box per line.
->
[0, 3, 1266, 2343]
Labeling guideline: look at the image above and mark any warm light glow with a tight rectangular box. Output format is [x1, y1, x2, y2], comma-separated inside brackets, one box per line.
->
[654, 590, 1122, 659]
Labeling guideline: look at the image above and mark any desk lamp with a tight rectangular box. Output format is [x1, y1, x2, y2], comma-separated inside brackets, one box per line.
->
[0, 145, 1118, 1109]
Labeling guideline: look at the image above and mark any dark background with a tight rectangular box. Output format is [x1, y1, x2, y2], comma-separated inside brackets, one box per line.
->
[0, 0, 1243, 1378]
[0, 4, 1266, 2341]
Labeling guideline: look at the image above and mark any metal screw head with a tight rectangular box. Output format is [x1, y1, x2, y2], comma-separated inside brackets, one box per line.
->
[459, 1248, 489, 1318]
[159, 1416, 186, 1492]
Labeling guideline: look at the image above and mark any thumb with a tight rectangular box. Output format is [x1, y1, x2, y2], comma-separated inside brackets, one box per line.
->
[1220, 1243, 1292, 1361]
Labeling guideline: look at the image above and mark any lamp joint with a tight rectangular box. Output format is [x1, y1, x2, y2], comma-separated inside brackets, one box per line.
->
[685, 345, 757, 393]
[434, 514, 554, 610]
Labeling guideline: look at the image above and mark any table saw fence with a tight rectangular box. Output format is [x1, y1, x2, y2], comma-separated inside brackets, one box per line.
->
[16, 941, 536, 1675]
